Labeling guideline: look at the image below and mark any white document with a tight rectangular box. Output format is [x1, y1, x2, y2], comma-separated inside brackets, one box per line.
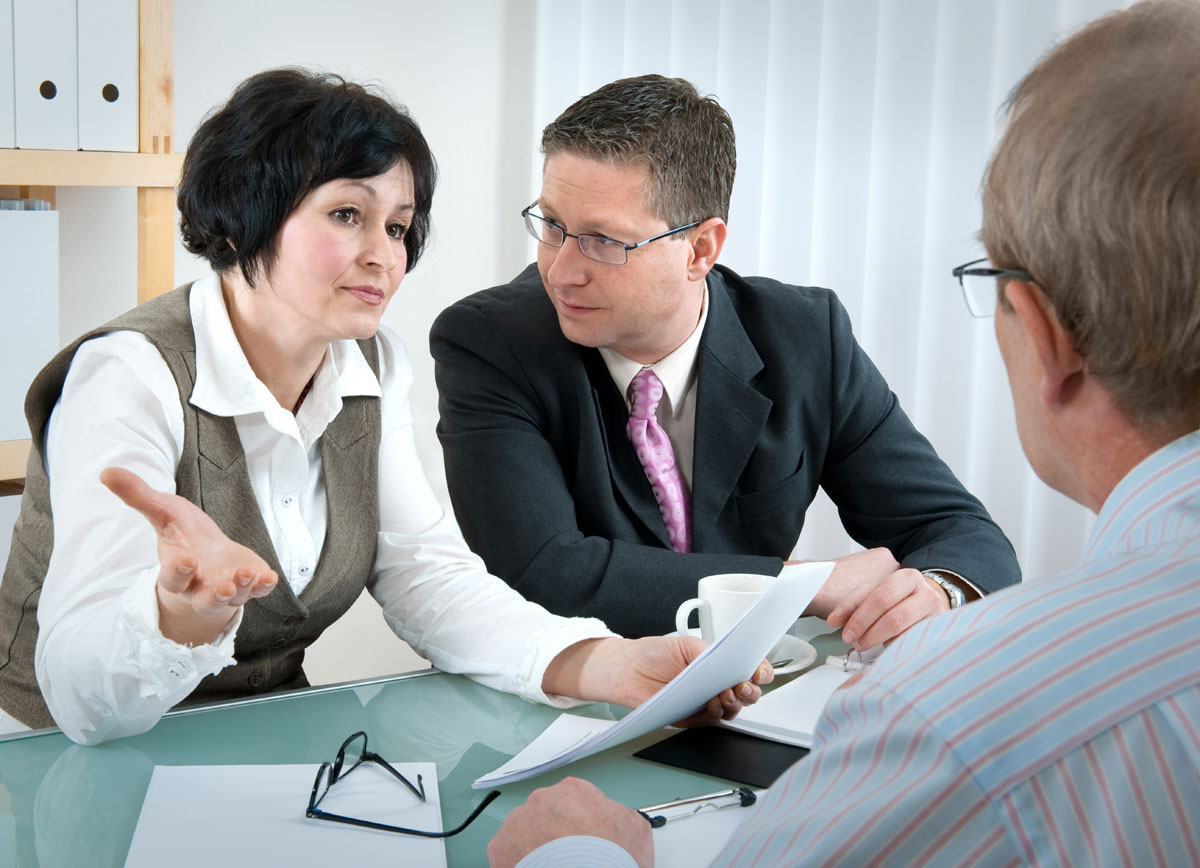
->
[124, 763, 448, 868]
[0, 210, 59, 441]
[13, 0, 77, 150]
[719, 657, 859, 748]
[77, 0, 138, 151]
[0, 0, 14, 148]
[473, 562, 833, 788]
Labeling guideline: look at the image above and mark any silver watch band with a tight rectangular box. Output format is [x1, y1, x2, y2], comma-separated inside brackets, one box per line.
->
[922, 570, 966, 609]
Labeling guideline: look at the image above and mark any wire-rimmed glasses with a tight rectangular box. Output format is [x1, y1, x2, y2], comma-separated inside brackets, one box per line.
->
[305, 731, 501, 839]
[522, 201, 700, 265]
[951, 257, 1036, 318]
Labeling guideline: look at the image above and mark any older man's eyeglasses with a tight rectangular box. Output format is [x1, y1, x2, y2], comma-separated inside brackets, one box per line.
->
[522, 202, 700, 266]
[951, 257, 1036, 318]
[305, 731, 500, 838]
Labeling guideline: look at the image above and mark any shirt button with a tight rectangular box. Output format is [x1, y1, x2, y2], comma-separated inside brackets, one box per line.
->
[248, 669, 266, 687]
[298, 565, 310, 576]
[281, 496, 295, 508]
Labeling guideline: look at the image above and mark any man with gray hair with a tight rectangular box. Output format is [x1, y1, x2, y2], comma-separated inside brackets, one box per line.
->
[432, 74, 1018, 646]
[485, 1, 1200, 864]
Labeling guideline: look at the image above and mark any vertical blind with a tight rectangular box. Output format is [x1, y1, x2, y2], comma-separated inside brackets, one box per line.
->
[528, 0, 1130, 582]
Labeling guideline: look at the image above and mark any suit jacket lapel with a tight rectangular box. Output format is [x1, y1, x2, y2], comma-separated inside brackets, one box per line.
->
[583, 350, 675, 549]
[691, 271, 772, 548]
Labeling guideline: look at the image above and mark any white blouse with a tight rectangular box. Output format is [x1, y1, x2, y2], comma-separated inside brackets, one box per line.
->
[27, 273, 612, 744]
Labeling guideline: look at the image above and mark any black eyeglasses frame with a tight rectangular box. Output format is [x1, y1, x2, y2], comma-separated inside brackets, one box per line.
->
[951, 257, 1037, 317]
[305, 731, 501, 839]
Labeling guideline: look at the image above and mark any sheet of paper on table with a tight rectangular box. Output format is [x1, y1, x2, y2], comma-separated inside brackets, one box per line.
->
[473, 561, 833, 788]
[124, 762, 447, 868]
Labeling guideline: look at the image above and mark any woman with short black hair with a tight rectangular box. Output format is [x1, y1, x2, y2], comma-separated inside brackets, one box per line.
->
[0, 68, 767, 744]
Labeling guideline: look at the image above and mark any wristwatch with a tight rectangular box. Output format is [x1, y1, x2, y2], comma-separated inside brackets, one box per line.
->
[922, 570, 965, 609]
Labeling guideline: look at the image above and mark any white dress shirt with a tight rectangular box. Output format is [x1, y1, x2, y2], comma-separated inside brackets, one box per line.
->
[599, 286, 709, 489]
[21, 273, 613, 744]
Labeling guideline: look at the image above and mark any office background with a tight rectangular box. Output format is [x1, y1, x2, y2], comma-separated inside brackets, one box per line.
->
[0, 0, 1130, 682]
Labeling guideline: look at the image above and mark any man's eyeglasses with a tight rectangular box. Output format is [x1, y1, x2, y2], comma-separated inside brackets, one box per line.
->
[305, 731, 501, 839]
[951, 257, 1036, 318]
[522, 201, 700, 265]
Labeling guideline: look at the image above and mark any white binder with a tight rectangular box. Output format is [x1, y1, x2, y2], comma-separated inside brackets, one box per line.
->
[77, 0, 138, 152]
[12, 0, 78, 150]
[0, 210, 60, 442]
[0, 0, 14, 148]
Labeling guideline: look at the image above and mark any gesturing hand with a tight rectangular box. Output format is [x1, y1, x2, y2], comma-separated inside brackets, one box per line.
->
[100, 466, 278, 647]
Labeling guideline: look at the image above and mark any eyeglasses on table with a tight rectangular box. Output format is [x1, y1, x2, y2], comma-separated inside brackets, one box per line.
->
[305, 730, 501, 839]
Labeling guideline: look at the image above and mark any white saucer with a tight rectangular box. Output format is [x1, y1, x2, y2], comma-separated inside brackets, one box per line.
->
[764, 634, 818, 675]
[666, 630, 816, 675]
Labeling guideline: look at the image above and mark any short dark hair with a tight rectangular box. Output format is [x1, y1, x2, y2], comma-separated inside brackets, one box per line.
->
[178, 68, 437, 286]
[982, 0, 1200, 435]
[540, 74, 736, 226]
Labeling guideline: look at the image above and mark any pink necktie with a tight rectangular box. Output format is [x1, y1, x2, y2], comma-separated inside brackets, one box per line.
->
[626, 368, 692, 553]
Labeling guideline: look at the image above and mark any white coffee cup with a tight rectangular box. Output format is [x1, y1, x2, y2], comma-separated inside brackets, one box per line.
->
[674, 573, 773, 642]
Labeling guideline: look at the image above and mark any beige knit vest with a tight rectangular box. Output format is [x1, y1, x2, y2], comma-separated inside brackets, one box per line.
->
[0, 284, 380, 728]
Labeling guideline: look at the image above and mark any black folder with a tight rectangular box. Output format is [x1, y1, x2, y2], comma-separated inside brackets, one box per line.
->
[633, 726, 808, 789]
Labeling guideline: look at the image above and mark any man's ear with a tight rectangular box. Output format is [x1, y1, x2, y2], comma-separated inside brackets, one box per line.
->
[685, 217, 727, 281]
[1003, 280, 1085, 408]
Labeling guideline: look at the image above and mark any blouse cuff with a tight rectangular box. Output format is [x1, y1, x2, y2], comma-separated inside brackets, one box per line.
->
[118, 566, 240, 699]
[518, 618, 617, 708]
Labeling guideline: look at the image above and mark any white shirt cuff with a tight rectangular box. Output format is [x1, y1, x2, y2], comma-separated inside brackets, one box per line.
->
[519, 618, 618, 708]
[119, 566, 239, 698]
[515, 836, 639, 868]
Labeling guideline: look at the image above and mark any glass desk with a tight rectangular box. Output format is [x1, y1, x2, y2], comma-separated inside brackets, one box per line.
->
[0, 630, 845, 867]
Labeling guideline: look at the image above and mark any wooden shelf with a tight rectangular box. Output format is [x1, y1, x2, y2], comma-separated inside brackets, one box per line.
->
[0, 149, 183, 187]
[0, 1, 175, 497]
[0, 439, 30, 497]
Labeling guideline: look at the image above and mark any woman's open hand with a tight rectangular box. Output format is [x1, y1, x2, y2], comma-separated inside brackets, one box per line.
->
[100, 467, 278, 646]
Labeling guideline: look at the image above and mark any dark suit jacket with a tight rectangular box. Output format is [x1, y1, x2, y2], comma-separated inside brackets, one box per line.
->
[431, 263, 1019, 637]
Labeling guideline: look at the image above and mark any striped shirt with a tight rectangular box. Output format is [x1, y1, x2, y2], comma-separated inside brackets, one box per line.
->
[519, 429, 1200, 867]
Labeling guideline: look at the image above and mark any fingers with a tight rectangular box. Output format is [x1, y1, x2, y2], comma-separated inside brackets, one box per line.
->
[813, 548, 901, 623]
[158, 563, 277, 616]
[841, 568, 944, 649]
[100, 466, 177, 532]
[157, 557, 198, 595]
[679, 677, 764, 727]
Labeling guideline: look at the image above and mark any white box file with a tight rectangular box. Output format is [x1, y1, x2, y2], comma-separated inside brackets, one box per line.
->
[13, 0, 78, 150]
[0, 210, 60, 441]
[0, 0, 15, 148]
[77, 0, 138, 151]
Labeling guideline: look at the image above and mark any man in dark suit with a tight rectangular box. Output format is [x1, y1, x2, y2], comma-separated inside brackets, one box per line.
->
[431, 74, 1018, 641]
